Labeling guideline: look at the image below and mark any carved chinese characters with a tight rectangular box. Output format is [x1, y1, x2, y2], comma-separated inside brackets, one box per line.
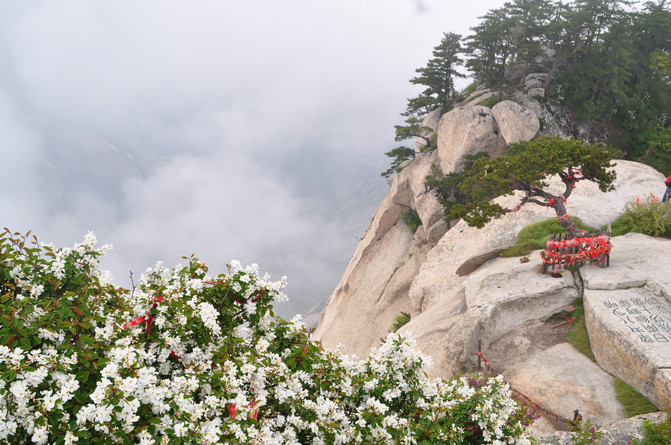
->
[584, 288, 671, 409]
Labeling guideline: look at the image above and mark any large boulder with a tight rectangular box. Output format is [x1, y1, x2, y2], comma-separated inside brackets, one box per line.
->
[491, 100, 540, 145]
[582, 233, 671, 409]
[504, 343, 625, 432]
[403, 253, 579, 378]
[437, 105, 508, 173]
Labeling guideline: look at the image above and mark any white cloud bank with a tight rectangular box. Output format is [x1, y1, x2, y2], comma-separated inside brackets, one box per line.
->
[0, 0, 505, 318]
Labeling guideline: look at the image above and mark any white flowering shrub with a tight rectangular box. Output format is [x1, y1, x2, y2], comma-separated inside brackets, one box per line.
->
[0, 230, 535, 444]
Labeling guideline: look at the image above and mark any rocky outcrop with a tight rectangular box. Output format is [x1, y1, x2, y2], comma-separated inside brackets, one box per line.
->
[414, 108, 442, 153]
[405, 249, 578, 376]
[525, 72, 548, 99]
[407, 160, 662, 313]
[491, 100, 540, 145]
[316, 99, 548, 355]
[581, 233, 671, 409]
[537, 412, 667, 444]
[436, 105, 508, 173]
[504, 343, 624, 434]
[316, 89, 669, 434]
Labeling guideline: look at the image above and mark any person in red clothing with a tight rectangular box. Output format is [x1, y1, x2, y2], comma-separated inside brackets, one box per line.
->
[664, 175, 671, 202]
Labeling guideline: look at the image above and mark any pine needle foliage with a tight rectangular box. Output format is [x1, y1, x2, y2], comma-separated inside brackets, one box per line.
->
[428, 136, 620, 229]
[401, 209, 423, 233]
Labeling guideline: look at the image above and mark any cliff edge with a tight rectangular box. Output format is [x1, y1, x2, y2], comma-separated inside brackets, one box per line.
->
[315, 84, 670, 435]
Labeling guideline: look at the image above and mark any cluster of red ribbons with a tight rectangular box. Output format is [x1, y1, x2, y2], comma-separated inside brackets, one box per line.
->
[546, 196, 567, 207]
[541, 234, 611, 266]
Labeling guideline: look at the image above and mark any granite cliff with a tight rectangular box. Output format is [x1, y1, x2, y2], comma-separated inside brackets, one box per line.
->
[314, 76, 671, 438]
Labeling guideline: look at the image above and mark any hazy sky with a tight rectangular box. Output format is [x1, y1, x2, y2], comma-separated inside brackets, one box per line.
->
[1, 0, 505, 319]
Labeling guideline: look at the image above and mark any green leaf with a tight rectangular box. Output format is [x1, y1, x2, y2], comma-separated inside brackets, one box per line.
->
[80, 335, 95, 347]
[76, 370, 90, 383]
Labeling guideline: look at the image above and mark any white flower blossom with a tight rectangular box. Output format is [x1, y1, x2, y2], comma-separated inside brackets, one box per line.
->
[0, 236, 533, 444]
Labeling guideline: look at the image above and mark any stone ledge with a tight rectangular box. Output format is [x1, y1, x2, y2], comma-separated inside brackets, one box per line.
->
[584, 288, 671, 409]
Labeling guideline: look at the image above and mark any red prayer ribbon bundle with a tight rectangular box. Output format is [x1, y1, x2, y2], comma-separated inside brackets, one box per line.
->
[541, 234, 611, 266]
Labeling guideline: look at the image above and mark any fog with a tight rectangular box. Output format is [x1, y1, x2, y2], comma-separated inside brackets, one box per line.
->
[1, 0, 505, 319]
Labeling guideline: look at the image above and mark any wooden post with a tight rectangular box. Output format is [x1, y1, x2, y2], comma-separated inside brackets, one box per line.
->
[477, 339, 482, 370]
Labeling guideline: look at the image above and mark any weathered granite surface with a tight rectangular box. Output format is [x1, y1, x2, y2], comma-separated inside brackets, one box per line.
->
[582, 233, 671, 409]
[536, 412, 667, 444]
[316, 93, 669, 435]
[505, 343, 625, 431]
[491, 100, 540, 145]
[436, 105, 508, 173]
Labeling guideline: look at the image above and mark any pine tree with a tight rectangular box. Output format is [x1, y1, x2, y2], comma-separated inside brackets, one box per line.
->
[407, 32, 465, 114]
[384, 33, 464, 177]
[465, 8, 516, 93]
[429, 136, 620, 237]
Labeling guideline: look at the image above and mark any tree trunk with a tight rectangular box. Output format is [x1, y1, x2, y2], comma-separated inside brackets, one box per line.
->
[550, 197, 580, 238]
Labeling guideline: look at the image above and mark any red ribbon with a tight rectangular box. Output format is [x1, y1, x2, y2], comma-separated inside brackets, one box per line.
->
[227, 404, 236, 418]
[120, 295, 164, 335]
[541, 234, 611, 266]
[227, 397, 258, 420]
[477, 351, 490, 366]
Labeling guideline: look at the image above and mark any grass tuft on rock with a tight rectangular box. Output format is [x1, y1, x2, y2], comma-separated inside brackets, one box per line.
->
[500, 217, 595, 257]
[566, 297, 596, 362]
[390, 312, 411, 332]
[638, 410, 671, 444]
[614, 378, 658, 417]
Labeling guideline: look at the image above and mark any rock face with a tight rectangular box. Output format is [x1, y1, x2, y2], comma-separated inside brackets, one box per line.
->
[525, 73, 548, 96]
[406, 250, 577, 376]
[436, 105, 508, 173]
[414, 108, 442, 153]
[581, 233, 671, 409]
[537, 412, 667, 445]
[315, 93, 669, 433]
[491, 100, 540, 145]
[504, 343, 624, 431]
[315, 150, 446, 357]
